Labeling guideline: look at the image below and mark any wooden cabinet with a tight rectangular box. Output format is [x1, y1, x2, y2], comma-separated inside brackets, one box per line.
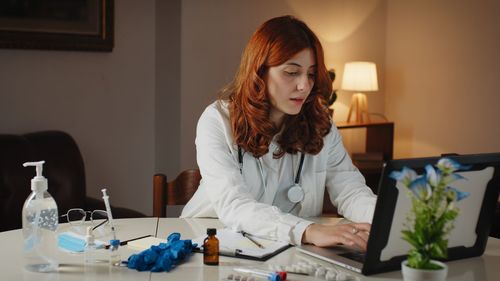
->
[336, 121, 394, 161]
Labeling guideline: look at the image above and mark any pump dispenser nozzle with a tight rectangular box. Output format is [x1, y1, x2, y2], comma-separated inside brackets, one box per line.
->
[23, 161, 48, 192]
[86, 226, 95, 244]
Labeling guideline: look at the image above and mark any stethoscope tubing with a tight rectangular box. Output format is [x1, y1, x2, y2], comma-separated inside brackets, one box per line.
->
[237, 146, 305, 207]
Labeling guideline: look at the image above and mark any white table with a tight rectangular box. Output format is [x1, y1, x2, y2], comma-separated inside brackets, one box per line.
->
[1, 217, 499, 280]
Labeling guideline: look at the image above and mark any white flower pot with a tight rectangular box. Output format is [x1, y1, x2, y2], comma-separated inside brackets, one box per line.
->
[401, 260, 448, 281]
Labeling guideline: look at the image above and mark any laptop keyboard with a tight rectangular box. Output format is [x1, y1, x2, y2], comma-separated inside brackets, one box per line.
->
[339, 251, 366, 263]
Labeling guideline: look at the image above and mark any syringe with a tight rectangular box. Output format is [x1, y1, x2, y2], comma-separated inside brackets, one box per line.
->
[101, 188, 117, 240]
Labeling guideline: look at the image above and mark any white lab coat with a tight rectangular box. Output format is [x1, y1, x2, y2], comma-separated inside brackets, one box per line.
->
[181, 101, 377, 245]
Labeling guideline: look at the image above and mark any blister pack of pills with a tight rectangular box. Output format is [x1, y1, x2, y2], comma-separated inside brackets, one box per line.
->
[267, 258, 360, 281]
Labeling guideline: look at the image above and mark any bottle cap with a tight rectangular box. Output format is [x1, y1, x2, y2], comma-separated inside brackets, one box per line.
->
[207, 228, 216, 235]
[85, 226, 95, 244]
[268, 272, 281, 281]
[110, 239, 120, 247]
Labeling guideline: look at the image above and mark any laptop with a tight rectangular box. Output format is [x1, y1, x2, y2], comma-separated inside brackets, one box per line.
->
[297, 153, 500, 275]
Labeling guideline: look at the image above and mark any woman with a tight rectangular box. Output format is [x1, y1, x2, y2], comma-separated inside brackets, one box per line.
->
[181, 15, 376, 250]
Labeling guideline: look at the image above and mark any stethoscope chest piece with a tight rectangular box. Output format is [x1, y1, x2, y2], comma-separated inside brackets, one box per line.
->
[238, 146, 306, 207]
[287, 184, 305, 203]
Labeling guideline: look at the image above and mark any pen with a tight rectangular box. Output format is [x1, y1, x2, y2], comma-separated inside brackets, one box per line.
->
[104, 234, 152, 249]
[194, 247, 242, 257]
[241, 231, 265, 249]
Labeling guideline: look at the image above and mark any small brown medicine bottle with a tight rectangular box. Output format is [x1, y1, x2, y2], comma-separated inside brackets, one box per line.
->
[203, 228, 219, 265]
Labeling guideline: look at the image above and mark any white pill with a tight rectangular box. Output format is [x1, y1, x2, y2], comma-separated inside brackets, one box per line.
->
[336, 272, 348, 281]
[297, 261, 308, 267]
[326, 270, 337, 277]
[326, 267, 337, 273]
[315, 266, 327, 278]
[304, 265, 315, 274]
[316, 266, 326, 271]
[325, 271, 337, 281]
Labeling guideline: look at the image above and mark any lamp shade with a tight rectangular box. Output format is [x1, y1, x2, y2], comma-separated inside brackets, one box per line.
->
[341, 62, 378, 92]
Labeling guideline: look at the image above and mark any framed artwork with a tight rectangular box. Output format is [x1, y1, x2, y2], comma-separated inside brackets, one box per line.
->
[0, 0, 114, 52]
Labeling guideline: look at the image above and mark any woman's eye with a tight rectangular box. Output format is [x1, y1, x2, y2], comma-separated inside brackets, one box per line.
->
[308, 73, 316, 79]
[285, 71, 299, 76]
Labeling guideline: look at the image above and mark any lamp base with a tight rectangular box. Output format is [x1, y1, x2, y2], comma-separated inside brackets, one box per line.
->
[346, 93, 370, 123]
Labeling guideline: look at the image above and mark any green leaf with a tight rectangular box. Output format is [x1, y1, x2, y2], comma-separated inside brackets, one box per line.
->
[402, 231, 420, 248]
[430, 242, 445, 258]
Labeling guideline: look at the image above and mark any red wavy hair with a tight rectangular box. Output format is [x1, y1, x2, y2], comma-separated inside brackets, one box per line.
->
[220, 15, 332, 158]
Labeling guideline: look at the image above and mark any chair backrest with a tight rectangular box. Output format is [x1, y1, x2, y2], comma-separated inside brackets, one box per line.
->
[152, 168, 339, 217]
[153, 169, 201, 217]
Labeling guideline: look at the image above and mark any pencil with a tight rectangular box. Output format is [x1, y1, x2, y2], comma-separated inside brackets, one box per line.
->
[241, 231, 265, 249]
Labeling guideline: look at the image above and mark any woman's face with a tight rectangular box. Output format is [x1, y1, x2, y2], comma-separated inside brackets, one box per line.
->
[265, 48, 316, 126]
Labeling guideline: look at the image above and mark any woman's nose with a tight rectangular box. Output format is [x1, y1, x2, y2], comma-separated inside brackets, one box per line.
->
[297, 75, 312, 91]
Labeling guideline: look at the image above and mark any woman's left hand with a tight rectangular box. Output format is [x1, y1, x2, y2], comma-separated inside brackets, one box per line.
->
[301, 222, 371, 251]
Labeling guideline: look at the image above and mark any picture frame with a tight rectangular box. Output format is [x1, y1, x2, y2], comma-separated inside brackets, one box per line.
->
[0, 0, 114, 52]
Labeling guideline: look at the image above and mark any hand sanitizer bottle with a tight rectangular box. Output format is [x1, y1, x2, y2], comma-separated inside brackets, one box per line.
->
[22, 161, 59, 272]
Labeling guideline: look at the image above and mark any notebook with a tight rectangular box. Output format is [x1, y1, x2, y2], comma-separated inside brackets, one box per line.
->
[297, 153, 500, 275]
[193, 228, 291, 261]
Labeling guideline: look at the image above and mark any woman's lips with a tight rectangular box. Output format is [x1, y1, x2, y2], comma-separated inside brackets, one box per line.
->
[290, 98, 304, 106]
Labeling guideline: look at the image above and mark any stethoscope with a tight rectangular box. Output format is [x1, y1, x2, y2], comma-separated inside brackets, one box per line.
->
[238, 146, 306, 212]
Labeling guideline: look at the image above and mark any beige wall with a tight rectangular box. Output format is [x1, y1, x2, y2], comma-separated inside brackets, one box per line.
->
[2, 0, 499, 216]
[385, 0, 500, 158]
[156, 1, 181, 179]
[180, 0, 387, 169]
[0, 0, 159, 215]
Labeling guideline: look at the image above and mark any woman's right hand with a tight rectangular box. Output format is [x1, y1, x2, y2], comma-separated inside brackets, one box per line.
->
[302, 222, 371, 251]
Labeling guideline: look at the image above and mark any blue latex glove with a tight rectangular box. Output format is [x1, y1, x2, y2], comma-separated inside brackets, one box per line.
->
[127, 232, 197, 272]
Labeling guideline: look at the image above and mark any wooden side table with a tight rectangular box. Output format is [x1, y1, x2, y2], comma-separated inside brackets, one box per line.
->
[336, 121, 394, 161]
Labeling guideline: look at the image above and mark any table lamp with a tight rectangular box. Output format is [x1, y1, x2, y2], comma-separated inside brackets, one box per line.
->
[341, 61, 378, 123]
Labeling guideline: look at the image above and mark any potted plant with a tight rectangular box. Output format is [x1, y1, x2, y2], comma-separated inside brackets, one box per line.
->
[390, 158, 471, 281]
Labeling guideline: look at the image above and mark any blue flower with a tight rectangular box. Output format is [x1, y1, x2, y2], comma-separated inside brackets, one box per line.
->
[425, 164, 440, 187]
[437, 158, 472, 173]
[445, 186, 470, 202]
[390, 166, 418, 186]
[408, 175, 432, 201]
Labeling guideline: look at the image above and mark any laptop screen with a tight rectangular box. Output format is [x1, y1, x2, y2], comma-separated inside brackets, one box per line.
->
[364, 153, 500, 275]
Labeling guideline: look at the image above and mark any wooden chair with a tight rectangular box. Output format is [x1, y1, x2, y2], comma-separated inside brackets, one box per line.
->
[153, 169, 201, 217]
[152, 168, 338, 217]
